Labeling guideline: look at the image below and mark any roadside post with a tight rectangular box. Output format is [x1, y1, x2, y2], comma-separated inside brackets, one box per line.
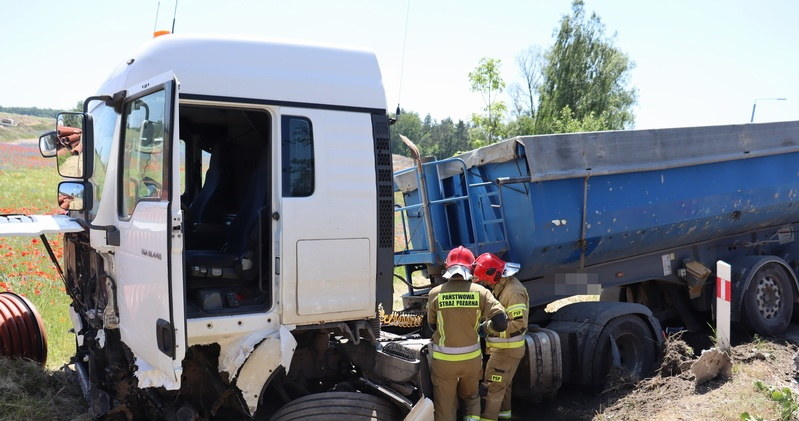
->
[716, 261, 732, 351]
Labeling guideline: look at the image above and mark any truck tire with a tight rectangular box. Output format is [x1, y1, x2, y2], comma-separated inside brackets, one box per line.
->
[591, 315, 657, 390]
[269, 391, 401, 421]
[742, 264, 794, 336]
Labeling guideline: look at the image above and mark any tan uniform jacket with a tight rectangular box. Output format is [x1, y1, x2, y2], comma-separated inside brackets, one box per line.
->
[428, 279, 505, 360]
[486, 276, 529, 351]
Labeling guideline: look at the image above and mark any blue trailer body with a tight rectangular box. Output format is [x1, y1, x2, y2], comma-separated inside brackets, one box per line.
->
[394, 121, 799, 309]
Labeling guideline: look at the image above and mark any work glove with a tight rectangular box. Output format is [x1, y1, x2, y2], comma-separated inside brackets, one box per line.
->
[477, 321, 489, 338]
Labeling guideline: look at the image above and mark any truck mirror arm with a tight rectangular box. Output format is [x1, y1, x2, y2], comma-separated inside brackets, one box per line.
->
[83, 90, 126, 114]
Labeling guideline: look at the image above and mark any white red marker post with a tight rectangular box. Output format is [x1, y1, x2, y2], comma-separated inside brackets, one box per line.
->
[716, 261, 732, 351]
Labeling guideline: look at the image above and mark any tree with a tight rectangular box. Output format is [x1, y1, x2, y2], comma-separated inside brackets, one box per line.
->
[469, 57, 507, 143]
[390, 110, 424, 157]
[389, 110, 472, 159]
[510, 46, 544, 119]
[535, 0, 637, 134]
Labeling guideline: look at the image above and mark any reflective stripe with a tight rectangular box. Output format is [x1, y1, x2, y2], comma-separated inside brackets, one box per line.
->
[505, 303, 527, 319]
[431, 342, 480, 354]
[432, 348, 481, 361]
[437, 311, 446, 344]
[486, 334, 526, 349]
[431, 342, 481, 361]
[465, 416, 481, 421]
[498, 410, 512, 419]
[505, 303, 527, 312]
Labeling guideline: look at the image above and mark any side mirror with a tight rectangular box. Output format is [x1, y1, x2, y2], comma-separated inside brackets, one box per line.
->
[58, 181, 92, 213]
[55, 112, 93, 179]
[139, 120, 164, 154]
[39, 131, 58, 157]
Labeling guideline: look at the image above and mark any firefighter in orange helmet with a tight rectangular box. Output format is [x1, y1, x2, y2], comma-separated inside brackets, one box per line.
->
[472, 253, 527, 421]
[428, 246, 507, 421]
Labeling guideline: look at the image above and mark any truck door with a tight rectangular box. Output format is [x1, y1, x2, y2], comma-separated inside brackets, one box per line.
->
[110, 73, 185, 388]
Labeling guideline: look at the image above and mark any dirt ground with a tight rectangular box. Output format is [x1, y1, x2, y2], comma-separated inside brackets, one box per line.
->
[2, 323, 799, 420]
[519, 328, 799, 421]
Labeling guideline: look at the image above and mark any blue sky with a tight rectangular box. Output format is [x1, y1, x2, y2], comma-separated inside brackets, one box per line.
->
[1, 0, 797, 130]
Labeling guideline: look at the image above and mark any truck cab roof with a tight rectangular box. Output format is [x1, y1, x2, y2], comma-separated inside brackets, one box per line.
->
[97, 33, 387, 111]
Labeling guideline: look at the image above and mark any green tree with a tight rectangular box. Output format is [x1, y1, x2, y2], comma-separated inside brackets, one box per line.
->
[390, 110, 424, 157]
[468, 57, 507, 143]
[389, 110, 472, 158]
[427, 117, 472, 158]
[534, 0, 636, 134]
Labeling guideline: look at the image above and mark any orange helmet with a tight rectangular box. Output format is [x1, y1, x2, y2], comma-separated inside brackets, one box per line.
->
[443, 246, 475, 280]
[473, 253, 520, 285]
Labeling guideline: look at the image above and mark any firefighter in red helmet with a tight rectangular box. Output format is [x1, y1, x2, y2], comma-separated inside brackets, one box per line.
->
[428, 246, 507, 421]
[472, 253, 527, 421]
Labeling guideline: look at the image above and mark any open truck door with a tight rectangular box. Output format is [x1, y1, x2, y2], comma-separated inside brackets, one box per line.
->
[105, 72, 186, 389]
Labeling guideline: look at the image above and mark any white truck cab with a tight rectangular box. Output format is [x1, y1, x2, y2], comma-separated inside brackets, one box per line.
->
[22, 34, 400, 419]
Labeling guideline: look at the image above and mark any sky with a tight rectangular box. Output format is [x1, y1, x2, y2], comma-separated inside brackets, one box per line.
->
[1, 0, 797, 130]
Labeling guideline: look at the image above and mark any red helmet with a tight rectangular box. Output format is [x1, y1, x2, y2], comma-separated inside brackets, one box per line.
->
[473, 253, 505, 285]
[473, 253, 521, 285]
[443, 246, 475, 280]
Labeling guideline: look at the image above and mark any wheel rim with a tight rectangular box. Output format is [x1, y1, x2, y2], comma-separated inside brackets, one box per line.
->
[755, 274, 782, 320]
[614, 333, 643, 374]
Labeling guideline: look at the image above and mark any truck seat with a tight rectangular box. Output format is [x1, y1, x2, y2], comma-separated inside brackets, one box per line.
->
[185, 141, 269, 286]
[185, 142, 228, 249]
[189, 141, 226, 225]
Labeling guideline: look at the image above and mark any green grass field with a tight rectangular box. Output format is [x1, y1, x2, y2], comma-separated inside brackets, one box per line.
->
[0, 113, 52, 142]
[0, 144, 75, 369]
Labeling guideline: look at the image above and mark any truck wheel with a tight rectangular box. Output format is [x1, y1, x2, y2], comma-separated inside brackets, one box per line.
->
[591, 315, 657, 390]
[742, 264, 794, 336]
[269, 391, 401, 421]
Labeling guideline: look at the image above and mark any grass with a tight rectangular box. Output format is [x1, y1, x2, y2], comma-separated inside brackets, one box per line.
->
[743, 381, 799, 421]
[0, 112, 53, 142]
[592, 339, 794, 421]
[0, 145, 74, 369]
[0, 357, 89, 421]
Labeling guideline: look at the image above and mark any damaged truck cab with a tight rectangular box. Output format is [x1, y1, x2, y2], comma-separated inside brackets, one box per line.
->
[34, 34, 399, 419]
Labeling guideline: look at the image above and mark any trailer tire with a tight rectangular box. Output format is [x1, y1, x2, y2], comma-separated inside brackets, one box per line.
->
[269, 391, 401, 421]
[591, 315, 657, 390]
[742, 264, 793, 336]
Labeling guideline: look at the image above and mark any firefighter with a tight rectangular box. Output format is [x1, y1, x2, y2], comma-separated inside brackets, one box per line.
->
[472, 253, 527, 421]
[428, 246, 508, 421]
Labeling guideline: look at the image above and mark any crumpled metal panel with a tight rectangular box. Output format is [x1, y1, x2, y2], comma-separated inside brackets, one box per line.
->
[0, 214, 83, 237]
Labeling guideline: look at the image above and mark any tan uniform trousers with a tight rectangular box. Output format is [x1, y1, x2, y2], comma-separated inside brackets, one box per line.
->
[482, 346, 525, 420]
[431, 355, 483, 421]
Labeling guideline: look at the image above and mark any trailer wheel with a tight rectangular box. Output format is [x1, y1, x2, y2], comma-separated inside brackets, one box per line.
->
[742, 264, 793, 336]
[269, 391, 401, 421]
[591, 315, 657, 390]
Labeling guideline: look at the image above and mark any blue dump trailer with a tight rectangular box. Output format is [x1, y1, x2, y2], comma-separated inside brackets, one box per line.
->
[393, 120, 799, 394]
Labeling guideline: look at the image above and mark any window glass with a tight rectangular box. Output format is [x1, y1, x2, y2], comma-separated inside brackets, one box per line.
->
[178, 139, 209, 196]
[281, 116, 314, 197]
[88, 101, 117, 220]
[120, 90, 167, 217]
[179, 139, 186, 195]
